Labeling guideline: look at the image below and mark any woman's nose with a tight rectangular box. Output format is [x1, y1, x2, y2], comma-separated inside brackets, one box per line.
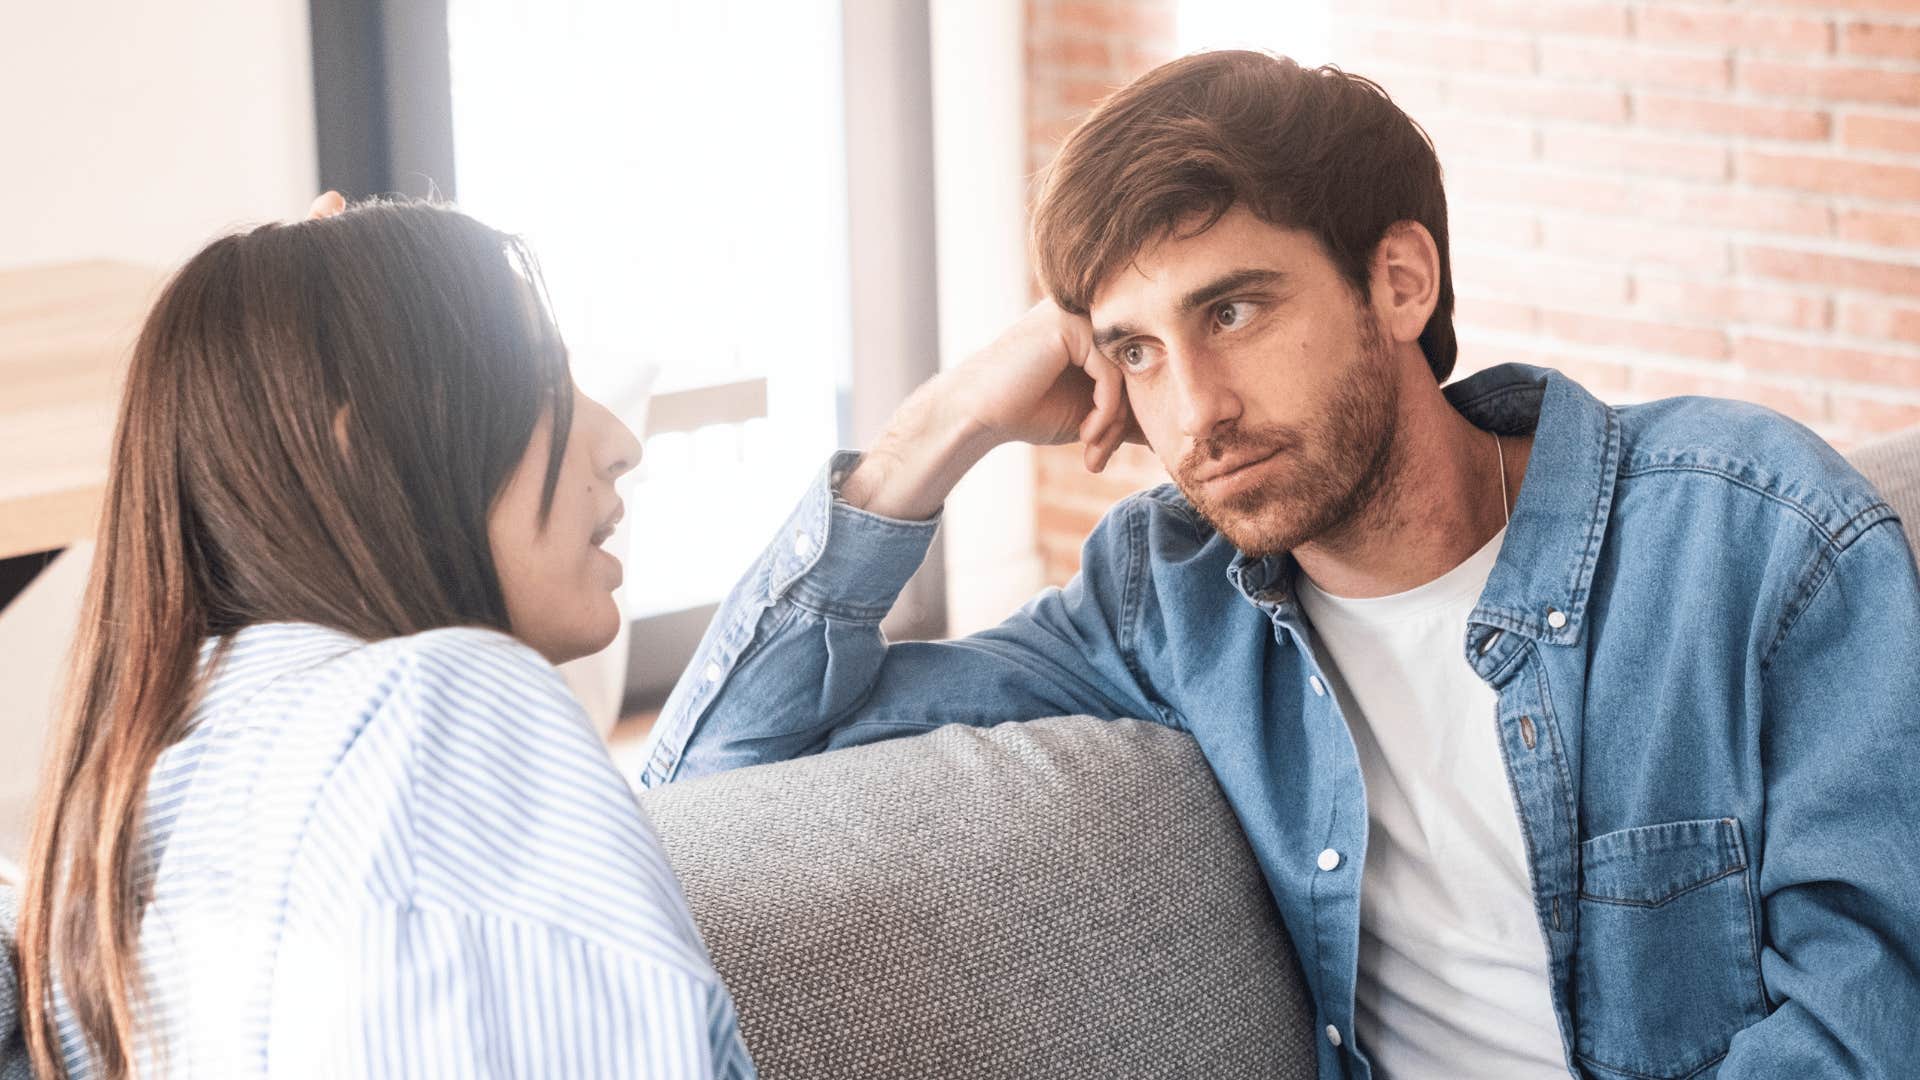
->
[582, 392, 643, 480]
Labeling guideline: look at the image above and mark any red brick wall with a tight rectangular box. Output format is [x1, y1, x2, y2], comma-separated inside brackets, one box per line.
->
[1027, 0, 1920, 585]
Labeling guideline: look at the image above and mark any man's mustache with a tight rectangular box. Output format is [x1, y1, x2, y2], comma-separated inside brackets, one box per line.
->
[1177, 424, 1298, 484]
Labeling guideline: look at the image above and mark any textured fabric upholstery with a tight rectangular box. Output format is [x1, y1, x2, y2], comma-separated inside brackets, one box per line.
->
[1852, 425, 1920, 542]
[1, 884, 29, 1080]
[639, 716, 1316, 1080]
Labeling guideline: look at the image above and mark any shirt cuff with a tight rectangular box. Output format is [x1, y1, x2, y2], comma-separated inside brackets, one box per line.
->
[768, 450, 941, 620]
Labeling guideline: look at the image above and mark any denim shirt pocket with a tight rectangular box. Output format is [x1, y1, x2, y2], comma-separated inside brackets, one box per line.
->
[1572, 817, 1769, 1080]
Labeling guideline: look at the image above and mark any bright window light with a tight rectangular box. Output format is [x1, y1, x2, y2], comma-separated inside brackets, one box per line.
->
[448, 0, 850, 619]
[1177, 0, 1332, 65]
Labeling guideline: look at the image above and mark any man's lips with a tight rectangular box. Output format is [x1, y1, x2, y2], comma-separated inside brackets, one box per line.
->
[1187, 447, 1284, 486]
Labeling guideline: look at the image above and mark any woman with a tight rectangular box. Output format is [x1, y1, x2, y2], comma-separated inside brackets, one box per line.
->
[13, 199, 755, 1078]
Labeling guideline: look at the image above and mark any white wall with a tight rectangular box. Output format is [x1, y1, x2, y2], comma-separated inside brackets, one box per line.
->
[0, 0, 319, 861]
[929, 0, 1046, 635]
[0, 0, 319, 271]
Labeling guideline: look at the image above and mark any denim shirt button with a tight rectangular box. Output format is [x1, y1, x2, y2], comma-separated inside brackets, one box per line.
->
[703, 663, 722, 683]
[793, 531, 814, 558]
[1309, 675, 1327, 697]
[1546, 607, 1568, 629]
[1317, 848, 1342, 871]
[1325, 1024, 1343, 1048]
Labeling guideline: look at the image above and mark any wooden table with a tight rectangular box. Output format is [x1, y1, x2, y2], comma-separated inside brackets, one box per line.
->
[0, 261, 168, 561]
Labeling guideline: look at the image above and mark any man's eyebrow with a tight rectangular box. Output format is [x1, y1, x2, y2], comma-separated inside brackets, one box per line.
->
[1092, 268, 1288, 351]
[1093, 321, 1141, 351]
[1177, 268, 1286, 315]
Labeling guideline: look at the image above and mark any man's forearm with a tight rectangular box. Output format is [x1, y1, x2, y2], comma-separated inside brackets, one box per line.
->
[838, 373, 1001, 522]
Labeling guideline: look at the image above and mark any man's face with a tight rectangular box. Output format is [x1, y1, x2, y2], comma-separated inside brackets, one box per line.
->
[1087, 204, 1402, 559]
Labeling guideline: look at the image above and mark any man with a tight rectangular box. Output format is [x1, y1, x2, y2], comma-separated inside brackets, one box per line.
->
[637, 51, 1920, 1078]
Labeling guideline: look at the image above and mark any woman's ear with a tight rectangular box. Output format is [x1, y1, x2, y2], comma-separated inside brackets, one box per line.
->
[1370, 220, 1440, 348]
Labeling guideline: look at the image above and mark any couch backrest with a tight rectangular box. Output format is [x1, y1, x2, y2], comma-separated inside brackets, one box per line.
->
[1, 884, 29, 1080]
[639, 716, 1317, 1080]
[1849, 425, 1920, 544]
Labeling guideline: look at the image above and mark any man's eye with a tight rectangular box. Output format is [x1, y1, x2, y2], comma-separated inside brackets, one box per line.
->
[1215, 301, 1256, 329]
[1121, 343, 1147, 369]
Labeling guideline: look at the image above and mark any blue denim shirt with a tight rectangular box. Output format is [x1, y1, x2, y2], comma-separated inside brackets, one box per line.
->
[640, 363, 1920, 1079]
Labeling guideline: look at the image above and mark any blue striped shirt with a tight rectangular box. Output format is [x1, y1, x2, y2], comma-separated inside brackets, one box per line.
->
[54, 622, 754, 1078]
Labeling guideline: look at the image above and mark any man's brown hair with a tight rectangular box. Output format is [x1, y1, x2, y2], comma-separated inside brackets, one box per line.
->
[1032, 50, 1457, 382]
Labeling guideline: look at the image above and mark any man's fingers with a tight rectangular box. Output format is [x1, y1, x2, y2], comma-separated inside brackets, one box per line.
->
[307, 191, 347, 220]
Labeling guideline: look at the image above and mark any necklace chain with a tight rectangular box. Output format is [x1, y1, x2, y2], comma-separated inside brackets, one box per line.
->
[1495, 431, 1511, 528]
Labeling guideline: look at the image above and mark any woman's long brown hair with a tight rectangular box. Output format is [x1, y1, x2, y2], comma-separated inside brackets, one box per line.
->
[17, 201, 575, 1077]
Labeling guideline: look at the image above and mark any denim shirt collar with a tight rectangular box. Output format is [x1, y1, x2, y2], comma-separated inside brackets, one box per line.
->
[1225, 363, 1622, 654]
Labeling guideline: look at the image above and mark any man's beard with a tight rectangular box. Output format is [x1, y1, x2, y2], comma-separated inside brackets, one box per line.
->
[1174, 316, 1402, 560]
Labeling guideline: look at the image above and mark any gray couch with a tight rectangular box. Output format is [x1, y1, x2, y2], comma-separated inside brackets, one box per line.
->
[2, 426, 1916, 1079]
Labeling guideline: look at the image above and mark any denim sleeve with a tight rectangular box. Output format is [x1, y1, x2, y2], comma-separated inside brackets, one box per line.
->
[635, 452, 1167, 788]
[1723, 516, 1920, 1074]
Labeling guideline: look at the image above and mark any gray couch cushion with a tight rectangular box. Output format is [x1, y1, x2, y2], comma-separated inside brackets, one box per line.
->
[2, 885, 29, 1080]
[1851, 426, 1920, 538]
[639, 716, 1315, 1080]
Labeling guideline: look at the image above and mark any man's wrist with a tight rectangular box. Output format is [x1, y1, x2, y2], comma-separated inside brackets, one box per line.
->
[840, 379, 999, 521]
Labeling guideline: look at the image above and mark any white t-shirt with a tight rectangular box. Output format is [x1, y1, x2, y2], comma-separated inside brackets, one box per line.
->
[1295, 528, 1567, 1078]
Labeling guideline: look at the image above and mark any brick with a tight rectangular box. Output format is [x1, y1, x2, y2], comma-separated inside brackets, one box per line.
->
[1453, 295, 1539, 334]
[1838, 208, 1920, 248]
[1736, 335, 1920, 388]
[1450, 204, 1541, 249]
[1029, 34, 1116, 73]
[1842, 21, 1920, 60]
[1635, 94, 1831, 141]
[1335, 0, 1453, 19]
[1420, 113, 1538, 163]
[1632, 183, 1832, 238]
[1540, 128, 1730, 181]
[1450, 78, 1630, 124]
[1039, 1, 1176, 40]
[1454, 342, 1635, 394]
[1541, 310, 1731, 360]
[1539, 41, 1732, 92]
[1631, 368, 1828, 422]
[1830, 394, 1920, 433]
[1635, 276, 1833, 331]
[1757, 0, 1920, 12]
[1841, 112, 1920, 153]
[1447, 163, 1636, 216]
[1742, 245, 1920, 297]
[1119, 42, 1178, 74]
[1448, 0, 1632, 36]
[1359, 68, 1450, 119]
[1841, 298, 1920, 344]
[1741, 59, 1920, 107]
[1332, 24, 1537, 77]
[1030, 115, 1086, 150]
[1637, 8, 1836, 54]
[1740, 150, 1920, 202]
[1540, 217, 1731, 274]
[1036, 500, 1103, 539]
[1051, 76, 1125, 111]
[1452, 248, 1635, 307]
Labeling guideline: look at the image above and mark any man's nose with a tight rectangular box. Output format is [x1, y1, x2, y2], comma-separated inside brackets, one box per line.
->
[1170, 348, 1240, 441]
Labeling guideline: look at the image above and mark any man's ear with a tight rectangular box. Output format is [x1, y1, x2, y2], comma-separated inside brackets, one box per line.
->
[1369, 221, 1440, 348]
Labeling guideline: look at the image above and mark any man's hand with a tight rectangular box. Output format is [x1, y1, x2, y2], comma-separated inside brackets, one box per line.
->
[306, 191, 347, 220]
[840, 299, 1140, 521]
